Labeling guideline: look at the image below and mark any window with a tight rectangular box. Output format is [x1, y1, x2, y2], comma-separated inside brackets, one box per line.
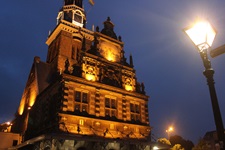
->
[82, 105, 87, 112]
[72, 10, 83, 27]
[130, 103, 140, 121]
[74, 13, 82, 23]
[74, 91, 88, 113]
[105, 98, 110, 108]
[12, 140, 18, 146]
[105, 97, 117, 118]
[105, 98, 116, 109]
[75, 91, 81, 102]
[75, 104, 80, 111]
[111, 110, 116, 117]
[105, 109, 110, 116]
[111, 99, 116, 108]
[135, 104, 140, 113]
[82, 93, 88, 103]
[130, 103, 135, 112]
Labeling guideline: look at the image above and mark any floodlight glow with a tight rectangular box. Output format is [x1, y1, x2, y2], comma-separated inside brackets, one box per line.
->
[153, 146, 159, 150]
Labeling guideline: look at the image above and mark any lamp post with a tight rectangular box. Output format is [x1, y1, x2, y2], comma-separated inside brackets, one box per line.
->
[184, 20, 225, 149]
[166, 126, 173, 139]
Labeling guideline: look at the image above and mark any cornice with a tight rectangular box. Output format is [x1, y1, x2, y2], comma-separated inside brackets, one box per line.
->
[46, 20, 94, 45]
[62, 73, 149, 100]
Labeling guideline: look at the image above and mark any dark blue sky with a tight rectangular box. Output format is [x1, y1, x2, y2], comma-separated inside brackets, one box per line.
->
[1, 0, 225, 143]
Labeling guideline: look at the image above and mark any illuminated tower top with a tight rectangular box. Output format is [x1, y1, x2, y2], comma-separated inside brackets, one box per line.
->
[57, 0, 86, 27]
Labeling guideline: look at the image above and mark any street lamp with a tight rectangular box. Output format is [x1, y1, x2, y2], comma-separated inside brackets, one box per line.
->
[184, 20, 225, 149]
[166, 126, 173, 139]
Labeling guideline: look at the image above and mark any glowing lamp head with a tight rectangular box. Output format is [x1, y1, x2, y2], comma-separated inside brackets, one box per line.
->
[166, 126, 174, 133]
[168, 127, 173, 132]
[184, 20, 216, 52]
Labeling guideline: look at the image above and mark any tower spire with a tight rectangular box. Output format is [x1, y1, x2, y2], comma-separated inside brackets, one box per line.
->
[64, 0, 83, 7]
[130, 53, 134, 68]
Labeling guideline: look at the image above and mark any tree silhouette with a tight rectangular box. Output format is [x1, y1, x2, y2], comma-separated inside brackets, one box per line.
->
[170, 135, 194, 150]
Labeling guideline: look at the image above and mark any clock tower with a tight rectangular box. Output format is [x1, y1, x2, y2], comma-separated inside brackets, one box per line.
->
[11, 0, 151, 149]
[58, 0, 86, 27]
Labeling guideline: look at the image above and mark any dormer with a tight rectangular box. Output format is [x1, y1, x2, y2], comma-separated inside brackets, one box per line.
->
[101, 17, 117, 39]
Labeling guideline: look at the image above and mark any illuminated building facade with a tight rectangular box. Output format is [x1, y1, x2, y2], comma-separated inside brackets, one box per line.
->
[11, 0, 151, 149]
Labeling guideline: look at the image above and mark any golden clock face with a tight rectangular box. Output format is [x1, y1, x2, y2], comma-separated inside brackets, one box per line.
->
[99, 41, 120, 62]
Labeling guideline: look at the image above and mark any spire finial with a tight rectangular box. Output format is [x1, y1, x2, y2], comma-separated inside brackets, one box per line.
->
[130, 54, 134, 68]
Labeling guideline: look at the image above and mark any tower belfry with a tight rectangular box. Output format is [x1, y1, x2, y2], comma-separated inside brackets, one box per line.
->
[11, 1, 151, 149]
[58, 0, 86, 27]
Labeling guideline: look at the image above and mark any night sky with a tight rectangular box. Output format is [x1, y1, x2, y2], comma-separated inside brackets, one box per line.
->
[1, 0, 225, 144]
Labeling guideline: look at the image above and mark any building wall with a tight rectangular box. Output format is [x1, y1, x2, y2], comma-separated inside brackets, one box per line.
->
[13, 1, 151, 147]
[0, 132, 21, 150]
[58, 74, 150, 139]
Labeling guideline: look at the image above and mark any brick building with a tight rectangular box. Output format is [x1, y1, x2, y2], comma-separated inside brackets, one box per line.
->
[9, 0, 152, 149]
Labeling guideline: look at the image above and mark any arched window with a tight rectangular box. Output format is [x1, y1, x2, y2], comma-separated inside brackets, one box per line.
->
[57, 11, 63, 25]
[74, 11, 82, 23]
[72, 10, 84, 27]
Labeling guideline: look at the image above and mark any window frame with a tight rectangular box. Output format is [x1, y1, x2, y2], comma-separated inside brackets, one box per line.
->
[104, 97, 117, 118]
[74, 91, 89, 113]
